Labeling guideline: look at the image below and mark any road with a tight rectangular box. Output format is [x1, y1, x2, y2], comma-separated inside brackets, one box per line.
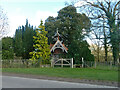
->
[2, 76, 117, 88]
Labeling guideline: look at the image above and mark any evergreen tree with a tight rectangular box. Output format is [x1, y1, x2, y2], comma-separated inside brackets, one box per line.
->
[14, 27, 23, 57]
[14, 19, 35, 59]
[29, 20, 51, 66]
[2, 37, 14, 60]
[22, 19, 34, 59]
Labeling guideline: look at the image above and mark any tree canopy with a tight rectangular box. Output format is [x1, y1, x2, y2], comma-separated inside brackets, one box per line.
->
[45, 5, 94, 63]
[2, 37, 14, 60]
[14, 19, 35, 59]
[74, 0, 120, 63]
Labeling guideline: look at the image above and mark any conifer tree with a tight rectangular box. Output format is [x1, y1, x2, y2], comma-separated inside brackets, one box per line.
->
[29, 20, 51, 66]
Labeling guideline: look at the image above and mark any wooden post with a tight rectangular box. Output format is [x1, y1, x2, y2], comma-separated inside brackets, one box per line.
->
[82, 57, 84, 68]
[110, 61, 112, 69]
[94, 60, 96, 68]
[61, 58, 63, 68]
[117, 58, 119, 64]
[71, 58, 73, 68]
[51, 60, 52, 67]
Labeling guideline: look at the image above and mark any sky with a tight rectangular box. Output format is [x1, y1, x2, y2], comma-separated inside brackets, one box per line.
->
[1, 0, 72, 37]
[0, 0, 94, 44]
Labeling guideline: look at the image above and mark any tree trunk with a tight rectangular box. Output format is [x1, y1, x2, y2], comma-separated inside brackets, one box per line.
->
[108, 15, 119, 65]
[112, 42, 119, 65]
[103, 21, 108, 62]
[111, 30, 119, 65]
[97, 41, 100, 62]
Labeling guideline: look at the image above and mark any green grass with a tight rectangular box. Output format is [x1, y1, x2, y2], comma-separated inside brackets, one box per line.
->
[2, 68, 118, 82]
[95, 65, 118, 71]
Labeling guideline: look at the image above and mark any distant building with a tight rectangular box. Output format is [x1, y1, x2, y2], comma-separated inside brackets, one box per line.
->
[50, 31, 68, 59]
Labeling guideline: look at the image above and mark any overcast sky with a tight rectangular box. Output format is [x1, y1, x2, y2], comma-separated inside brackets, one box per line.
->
[1, 0, 73, 37]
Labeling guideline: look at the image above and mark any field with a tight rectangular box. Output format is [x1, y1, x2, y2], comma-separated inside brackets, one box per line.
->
[2, 67, 118, 82]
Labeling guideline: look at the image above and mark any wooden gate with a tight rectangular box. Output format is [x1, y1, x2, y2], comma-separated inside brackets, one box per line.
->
[51, 58, 73, 68]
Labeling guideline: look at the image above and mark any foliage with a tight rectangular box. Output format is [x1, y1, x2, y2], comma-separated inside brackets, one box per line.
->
[0, 6, 9, 39]
[45, 5, 94, 63]
[2, 37, 14, 60]
[14, 19, 35, 59]
[76, 0, 120, 64]
[29, 20, 51, 65]
[90, 44, 113, 62]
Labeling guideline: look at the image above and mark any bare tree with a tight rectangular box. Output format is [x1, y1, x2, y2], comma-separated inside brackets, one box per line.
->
[74, 0, 120, 64]
[0, 6, 9, 39]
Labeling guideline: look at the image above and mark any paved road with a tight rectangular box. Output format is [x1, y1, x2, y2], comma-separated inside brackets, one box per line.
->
[2, 76, 117, 88]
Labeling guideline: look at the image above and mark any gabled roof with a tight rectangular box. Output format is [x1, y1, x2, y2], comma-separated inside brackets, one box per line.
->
[50, 39, 68, 53]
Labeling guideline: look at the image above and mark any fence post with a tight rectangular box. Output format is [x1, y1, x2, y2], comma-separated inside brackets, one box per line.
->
[82, 57, 84, 68]
[71, 58, 73, 68]
[61, 58, 63, 68]
[51, 60, 52, 67]
[110, 61, 112, 69]
[51, 58, 54, 68]
[94, 61, 96, 68]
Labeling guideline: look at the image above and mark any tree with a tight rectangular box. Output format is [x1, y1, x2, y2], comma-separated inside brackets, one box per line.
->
[90, 44, 113, 62]
[2, 37, 14, 60]
[75, 0, 120, 64]
[14, 19, 35, 59]
[29, 20, 51, 66]
[14, 27, 23, 57]
[88, 16, 109, 62]
[22, 19, 35, 59]
[45, 5, 94, 64]
[45, 16, 60, 44]
[0, 6, 9, 39]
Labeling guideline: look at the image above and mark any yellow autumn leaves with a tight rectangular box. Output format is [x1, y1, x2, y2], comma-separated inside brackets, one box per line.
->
[29, 20, 51, 65]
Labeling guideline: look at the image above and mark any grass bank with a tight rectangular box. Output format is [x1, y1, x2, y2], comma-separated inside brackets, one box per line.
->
[2, 68, 118, 82]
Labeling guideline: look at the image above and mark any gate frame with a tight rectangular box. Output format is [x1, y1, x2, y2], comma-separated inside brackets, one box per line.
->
[51, 58, 73, 68]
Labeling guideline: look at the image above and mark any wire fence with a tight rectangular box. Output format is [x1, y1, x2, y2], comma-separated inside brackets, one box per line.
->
[1, 59, 119, 70]
[83, 61, 119, 71]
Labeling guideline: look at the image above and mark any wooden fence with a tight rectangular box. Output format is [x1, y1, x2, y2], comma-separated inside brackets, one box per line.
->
[1, 59, 119, 70]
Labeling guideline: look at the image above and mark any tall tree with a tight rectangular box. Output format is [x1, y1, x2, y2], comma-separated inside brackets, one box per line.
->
[45, 5, 94, 64]
[45, 16, 59, 44]
[0, 6, 9, 39]
[14, 19, 35, 59]
[29, 20, 51, 66]
[22, 19, 34, 59]
[75, 0, 120, 64]
[14, 27, 23, 57]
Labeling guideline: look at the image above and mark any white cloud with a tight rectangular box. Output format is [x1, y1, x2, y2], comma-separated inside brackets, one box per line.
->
[7, 15, 26, 37]
[74, 0, 94, 7]
[74, 1, 87, 7]
[6, 10, 58, 37]
[33, 10, 58, 26]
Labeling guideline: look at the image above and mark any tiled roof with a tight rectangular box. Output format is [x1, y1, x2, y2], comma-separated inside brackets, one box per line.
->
[62, 44, 68, 51]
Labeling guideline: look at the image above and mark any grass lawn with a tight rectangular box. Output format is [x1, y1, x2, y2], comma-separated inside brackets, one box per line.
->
[2, 68, 118, 82]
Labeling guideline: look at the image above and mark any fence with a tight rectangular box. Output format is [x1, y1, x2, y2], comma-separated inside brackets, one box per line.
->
[82, 61, 119, 70]
[1, 59, 51, 68]
[1, 59, 119, 70]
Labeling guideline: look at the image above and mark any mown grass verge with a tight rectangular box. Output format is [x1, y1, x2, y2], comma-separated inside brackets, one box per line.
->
[2, 68, 118, 82]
